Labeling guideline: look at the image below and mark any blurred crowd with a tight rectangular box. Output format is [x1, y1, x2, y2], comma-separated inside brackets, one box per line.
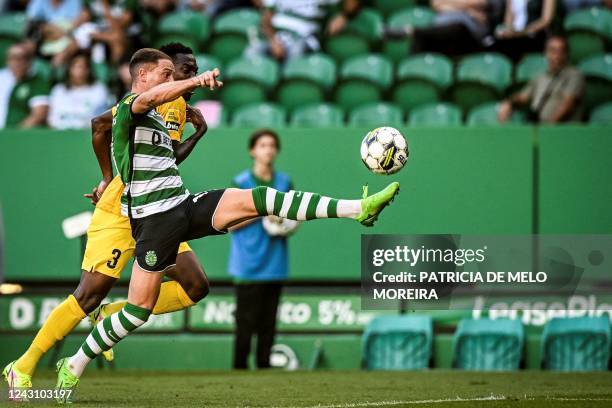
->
[0, 0, 610, 129]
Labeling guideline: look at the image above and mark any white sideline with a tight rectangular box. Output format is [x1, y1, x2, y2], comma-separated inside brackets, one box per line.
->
[294, 395, 506, 408]
[289, 395, 612, 408]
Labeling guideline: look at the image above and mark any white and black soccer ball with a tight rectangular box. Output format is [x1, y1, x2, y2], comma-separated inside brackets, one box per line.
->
[360, 127, 409, 175]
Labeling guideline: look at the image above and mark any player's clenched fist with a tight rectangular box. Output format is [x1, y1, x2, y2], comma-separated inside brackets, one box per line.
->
[192, 68, 223, 90]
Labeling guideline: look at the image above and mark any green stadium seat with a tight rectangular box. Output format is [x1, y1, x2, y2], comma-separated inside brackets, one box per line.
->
[542, 317, 611, 371]
[348, 102, 404, 127]
[450, 53, 512, 113]
[282, 53, 336, 90]
[589, 102, 612, 125]
[208, 8, 260, 64]
[196, 54, 223, 72]
[220, 55, 278, 112]
[564, 7, 612, 63]
[226, 55, 278, 89]
[220, 81, 266, 114]
[290, 103, 345, 127]
[383, 7, 435, 62]
[453, 318, 524, 371]
[324, 8, 383, 63]
[0, 12, 26, 41]
[362, 315, 432, 370]
[276, 54, 336, 112]
[340, 54, 393, 88]
[408, 103, 462, 126]
[578, 53, 612, 113]
[154, 11, 210, 51]
[388, 6, 435, 27]
[276, 80, 325, 113]
[214, 8, 260, 32]
[335, 54, 393, 111]
[0, 13, 26, 67]
[392, 53, 452, 111]
[514, 53, 547, 89]
[232, 103, 286, 127]
[467, 102, 525, 126]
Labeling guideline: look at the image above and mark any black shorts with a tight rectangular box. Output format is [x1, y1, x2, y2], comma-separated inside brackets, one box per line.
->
[130, 189, 227, 272]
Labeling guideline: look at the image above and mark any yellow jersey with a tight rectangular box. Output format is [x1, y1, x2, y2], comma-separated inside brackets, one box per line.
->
[96, 97, 188, 218]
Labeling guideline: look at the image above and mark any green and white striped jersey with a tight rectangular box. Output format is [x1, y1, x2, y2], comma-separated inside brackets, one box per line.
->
[264, 0, 341, 37]
[111, 93, 189, 219]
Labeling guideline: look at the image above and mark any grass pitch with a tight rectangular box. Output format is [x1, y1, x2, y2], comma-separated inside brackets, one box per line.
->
[2, 370, 612, 407]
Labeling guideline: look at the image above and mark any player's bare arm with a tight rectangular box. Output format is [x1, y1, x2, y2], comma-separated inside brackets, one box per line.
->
[131, 69, 222, 115]
[84, 109, 113, 205]
[173, 105, 208, 165]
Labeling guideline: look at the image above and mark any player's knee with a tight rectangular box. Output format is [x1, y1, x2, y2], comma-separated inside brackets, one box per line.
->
[72, 288, 104, 314]
[181, 269, 209, 303]
[228, 188, 258, 213]
[186, 276, 209, 303]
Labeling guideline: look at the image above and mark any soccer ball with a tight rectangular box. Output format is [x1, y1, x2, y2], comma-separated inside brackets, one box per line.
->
[360, 127, 408, 175]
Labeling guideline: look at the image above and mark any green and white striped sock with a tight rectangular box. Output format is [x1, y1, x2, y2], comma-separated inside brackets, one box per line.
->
[67, 303, 151, 377]
[251, 187, 362, 220]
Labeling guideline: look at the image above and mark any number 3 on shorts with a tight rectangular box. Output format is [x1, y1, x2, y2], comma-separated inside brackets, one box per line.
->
[107, 249, 122, 269]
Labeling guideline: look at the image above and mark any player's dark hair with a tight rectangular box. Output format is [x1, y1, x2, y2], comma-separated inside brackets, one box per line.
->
[65, 51, 95, 88]
[159, 43, 194, 60]
[249, 129, 281, 151]
[129, 48, 172, 78]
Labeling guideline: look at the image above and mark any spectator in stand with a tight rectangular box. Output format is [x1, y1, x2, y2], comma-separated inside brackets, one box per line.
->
[0, 44, 50, 129]
[141, 0, 178, 15]
[25, 0, 83, 60]
[489, 0, 556, 62]
[386, 0, 492, 57]
[498, 36, 584, 124]
[114, 57, 133, 99]
[48, 51, 110, 129]
[53, 0, 142, 67]
[563, 0, 612, 13]
[229, 129, 298, 369]
[5, 0, 30, 12]
[205, 0, 261, 17]
[26, 0, 82, 25]
[250, 0, 359, 61]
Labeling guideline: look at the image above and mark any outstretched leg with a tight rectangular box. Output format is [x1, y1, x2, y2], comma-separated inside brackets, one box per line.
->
[212, 182, 400, 231]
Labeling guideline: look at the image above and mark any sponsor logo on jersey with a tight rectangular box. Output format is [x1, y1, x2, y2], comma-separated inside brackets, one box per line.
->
[165, 121, 180, 131]
[151, 130, 173, 147]
[165, 108, 180, 122]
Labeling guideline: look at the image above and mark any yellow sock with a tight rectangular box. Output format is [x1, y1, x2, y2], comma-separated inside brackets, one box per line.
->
[101, 282, 195, 317]
[14, 295, 85, 376]
[153, 281, 195, 314]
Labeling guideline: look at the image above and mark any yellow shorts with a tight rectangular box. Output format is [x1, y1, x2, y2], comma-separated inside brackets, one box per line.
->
[81, 207, 192, 279]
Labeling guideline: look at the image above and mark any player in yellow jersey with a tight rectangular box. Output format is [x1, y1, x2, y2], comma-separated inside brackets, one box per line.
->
[3, 43, 212, 399]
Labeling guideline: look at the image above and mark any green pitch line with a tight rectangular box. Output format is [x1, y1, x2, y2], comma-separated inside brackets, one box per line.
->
[1, 370, 612, 407]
